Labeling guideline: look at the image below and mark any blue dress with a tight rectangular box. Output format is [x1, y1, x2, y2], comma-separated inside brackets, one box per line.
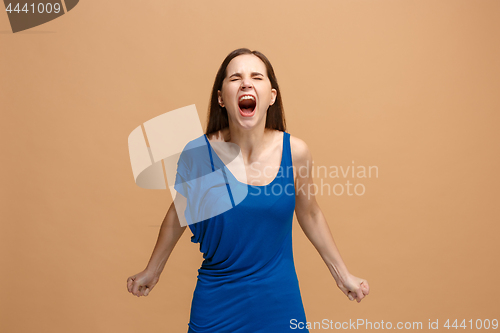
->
[175, 131, 309, 332]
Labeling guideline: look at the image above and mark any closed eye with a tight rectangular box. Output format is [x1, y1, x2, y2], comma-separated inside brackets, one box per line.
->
[230, 78, 262, 81]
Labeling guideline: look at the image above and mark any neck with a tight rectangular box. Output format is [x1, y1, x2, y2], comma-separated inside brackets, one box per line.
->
[226, 120, 273, 163]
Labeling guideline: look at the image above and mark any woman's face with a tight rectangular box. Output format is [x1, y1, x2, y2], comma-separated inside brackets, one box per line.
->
[218, 54, 277, 130]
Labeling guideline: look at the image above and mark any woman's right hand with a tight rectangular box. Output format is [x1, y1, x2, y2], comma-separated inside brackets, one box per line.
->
[127, 269, 159, 297]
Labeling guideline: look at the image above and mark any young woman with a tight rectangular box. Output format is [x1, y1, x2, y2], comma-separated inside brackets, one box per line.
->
[127, 48, 370, 332]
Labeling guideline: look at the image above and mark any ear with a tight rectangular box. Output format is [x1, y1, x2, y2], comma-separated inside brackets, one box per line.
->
[270, 88, 277, 106]
[218, 90, 224, 107]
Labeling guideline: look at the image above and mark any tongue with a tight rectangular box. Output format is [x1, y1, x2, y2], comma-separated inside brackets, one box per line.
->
[239, 99, 255, 114]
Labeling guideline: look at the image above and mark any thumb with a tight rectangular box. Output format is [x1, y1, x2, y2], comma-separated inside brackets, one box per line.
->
[144, 280, 158, 296]
[132, 281, 143, 296]
[355, 287, 365, 302]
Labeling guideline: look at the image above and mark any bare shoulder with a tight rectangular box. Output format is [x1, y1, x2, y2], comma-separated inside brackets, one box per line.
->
[289, 134, 312, 167]
[290, 134, 311, 162]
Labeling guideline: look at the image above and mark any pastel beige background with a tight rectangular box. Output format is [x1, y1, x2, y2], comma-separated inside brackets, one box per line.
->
[1, 0, 499, 332]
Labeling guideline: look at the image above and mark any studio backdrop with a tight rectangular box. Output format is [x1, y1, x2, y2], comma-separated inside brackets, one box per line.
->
[1, 0, 499, 332]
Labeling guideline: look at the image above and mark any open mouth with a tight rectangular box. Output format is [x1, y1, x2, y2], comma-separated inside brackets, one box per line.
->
[238, 95, 256, 116]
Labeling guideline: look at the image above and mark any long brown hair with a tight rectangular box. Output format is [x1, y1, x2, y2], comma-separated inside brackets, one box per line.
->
[205, 48, 286, 136]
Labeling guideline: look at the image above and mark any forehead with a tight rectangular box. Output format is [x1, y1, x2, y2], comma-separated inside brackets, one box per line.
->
[226, 54, 267, 76]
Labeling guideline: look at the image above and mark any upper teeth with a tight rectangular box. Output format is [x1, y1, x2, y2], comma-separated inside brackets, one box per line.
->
[239, 95, 255, 102]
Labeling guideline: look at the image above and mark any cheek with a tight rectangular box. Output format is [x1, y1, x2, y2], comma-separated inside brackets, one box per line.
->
[223, 86, 237, 99]
[258, 90, 272, 103]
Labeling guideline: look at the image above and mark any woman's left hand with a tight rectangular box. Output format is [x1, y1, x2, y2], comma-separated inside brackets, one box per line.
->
[337, 273, 370, 303]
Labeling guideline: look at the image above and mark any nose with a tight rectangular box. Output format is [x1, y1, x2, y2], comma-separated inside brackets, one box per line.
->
[240, 77, 253, 89]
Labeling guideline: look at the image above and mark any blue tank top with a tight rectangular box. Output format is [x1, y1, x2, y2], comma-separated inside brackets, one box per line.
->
[175, 131, 309, 332]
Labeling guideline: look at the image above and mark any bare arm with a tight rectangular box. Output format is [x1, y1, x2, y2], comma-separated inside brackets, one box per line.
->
[291, 136, 370, 302]
[145, 201, 187, 277]
[127, 200, 187, 297]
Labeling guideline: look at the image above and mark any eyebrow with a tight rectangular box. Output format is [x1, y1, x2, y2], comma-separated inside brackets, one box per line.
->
[228, 72, 264, 78]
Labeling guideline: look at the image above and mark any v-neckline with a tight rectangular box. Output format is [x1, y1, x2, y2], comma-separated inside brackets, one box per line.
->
[204, 131, 285, 187]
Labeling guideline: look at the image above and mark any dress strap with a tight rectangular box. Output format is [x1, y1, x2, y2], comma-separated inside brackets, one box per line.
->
[203, 135, 235, 208]
[283, 132, 293, 180]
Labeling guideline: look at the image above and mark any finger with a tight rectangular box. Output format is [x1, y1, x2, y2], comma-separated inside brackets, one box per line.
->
[355, 286, 365, 302]
[144, 287, 150, 296]
[127, 277, 135, 292]
[138, 286, 145, 297]
[348, 292, 354, 301]
[138, 285, 144, 297]
[133, 282, 142, 296]
[361, 281, 370, 295]
[140, 285, 149, 297]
